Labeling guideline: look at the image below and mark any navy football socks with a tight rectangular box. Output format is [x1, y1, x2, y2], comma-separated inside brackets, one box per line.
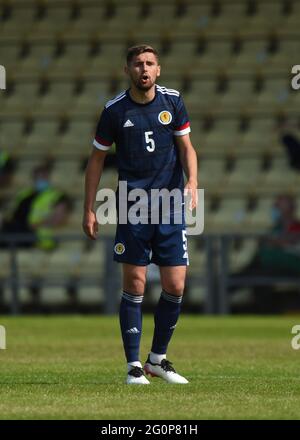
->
[119, 291, 143, 363]
[151, 290, 183, 355]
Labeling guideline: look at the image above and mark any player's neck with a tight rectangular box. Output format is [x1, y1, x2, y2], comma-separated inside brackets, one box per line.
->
[129, 85, 156, 104]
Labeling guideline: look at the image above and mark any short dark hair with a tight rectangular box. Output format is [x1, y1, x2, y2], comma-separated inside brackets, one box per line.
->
[126, 45, 159, 65]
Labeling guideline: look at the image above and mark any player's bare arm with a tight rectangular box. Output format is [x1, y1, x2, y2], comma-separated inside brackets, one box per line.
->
[176, 133, 198, 210]
[82, 148, 107, 240]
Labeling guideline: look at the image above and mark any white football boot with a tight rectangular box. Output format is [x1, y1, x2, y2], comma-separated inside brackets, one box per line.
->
[144, 355, 189, 384]
[126, 366, 150, 385]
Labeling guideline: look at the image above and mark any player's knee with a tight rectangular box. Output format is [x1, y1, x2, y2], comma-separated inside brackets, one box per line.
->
[124, 274, 146, 295]
[163, 281, 185, 296]
[129, 279, 145, 295]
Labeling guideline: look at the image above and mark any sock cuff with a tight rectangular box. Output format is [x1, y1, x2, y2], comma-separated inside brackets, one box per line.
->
[161, 290, 183, 304]
[122, 291, 144, 303]
[150, 352, 166, 364]
[127, 361, 142, 372]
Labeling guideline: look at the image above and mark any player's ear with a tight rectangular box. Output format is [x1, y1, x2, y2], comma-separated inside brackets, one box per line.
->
[157, 65, 161, 77]
[124, 65, 129, 76]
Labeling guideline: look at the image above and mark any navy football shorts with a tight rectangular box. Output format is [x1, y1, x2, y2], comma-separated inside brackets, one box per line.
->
[113, 221, 189, 266]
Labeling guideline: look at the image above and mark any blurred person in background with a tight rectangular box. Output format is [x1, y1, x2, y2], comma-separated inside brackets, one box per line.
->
[278, 118, 300, 171]
[0, 149, 16, 229]
[0, 149, 15, 188]
[0, 162, 72, 249]
[257, 194, 300, 276]
[231, 194, 300, 307]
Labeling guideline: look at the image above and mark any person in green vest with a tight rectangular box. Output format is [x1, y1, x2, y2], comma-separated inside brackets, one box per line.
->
[1, 163, 72, 249]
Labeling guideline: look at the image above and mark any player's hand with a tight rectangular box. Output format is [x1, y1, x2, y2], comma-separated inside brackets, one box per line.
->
[82, 210, 98, 240]
[184, 180, 198, 211]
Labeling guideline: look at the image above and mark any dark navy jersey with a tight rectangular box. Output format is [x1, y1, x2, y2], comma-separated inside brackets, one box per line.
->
[93, 84, 191, 196]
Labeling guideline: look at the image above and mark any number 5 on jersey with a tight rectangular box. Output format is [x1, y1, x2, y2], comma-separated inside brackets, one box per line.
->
[182, 230, 188, 261]
[145, 131, 155, 152]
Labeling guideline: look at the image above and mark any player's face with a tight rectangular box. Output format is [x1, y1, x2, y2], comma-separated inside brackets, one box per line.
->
[125, 52, 161, 91]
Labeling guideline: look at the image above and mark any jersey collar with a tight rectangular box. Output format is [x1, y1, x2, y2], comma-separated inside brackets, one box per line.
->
[126, 85, 157, 106]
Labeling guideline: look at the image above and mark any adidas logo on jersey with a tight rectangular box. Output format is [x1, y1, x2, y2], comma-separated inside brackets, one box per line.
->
[123, 119, 134, 127]
[126, 327, 140, 334]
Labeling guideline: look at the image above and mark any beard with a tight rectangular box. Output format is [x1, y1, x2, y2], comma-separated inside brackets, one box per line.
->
[132, 75, 156, 91]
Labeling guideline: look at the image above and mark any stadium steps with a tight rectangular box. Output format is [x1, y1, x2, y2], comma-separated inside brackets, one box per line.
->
[206, 197, 248, 233]
[229, 238, 258, 272]
[2, 286, 32, 307]
[0, 120, 24, 152]
[224, 158, 262, 193]
[245, 197, 274, 231]
[37, 81, 75, 113]
[77, 285, 104, 305]
[199, 158, 226, 192]
[261, 157, 297, 192]
[0, 82, 40, 114]
[71, 81, 110, 113]
[2, 0, 300, 304]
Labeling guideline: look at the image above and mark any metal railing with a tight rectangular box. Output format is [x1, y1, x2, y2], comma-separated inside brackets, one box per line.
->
[0, 233, 121, 315]
[1, 232, 300, 315]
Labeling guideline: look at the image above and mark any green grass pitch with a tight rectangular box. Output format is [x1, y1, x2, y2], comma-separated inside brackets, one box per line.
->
[0, 315, 299, 420]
